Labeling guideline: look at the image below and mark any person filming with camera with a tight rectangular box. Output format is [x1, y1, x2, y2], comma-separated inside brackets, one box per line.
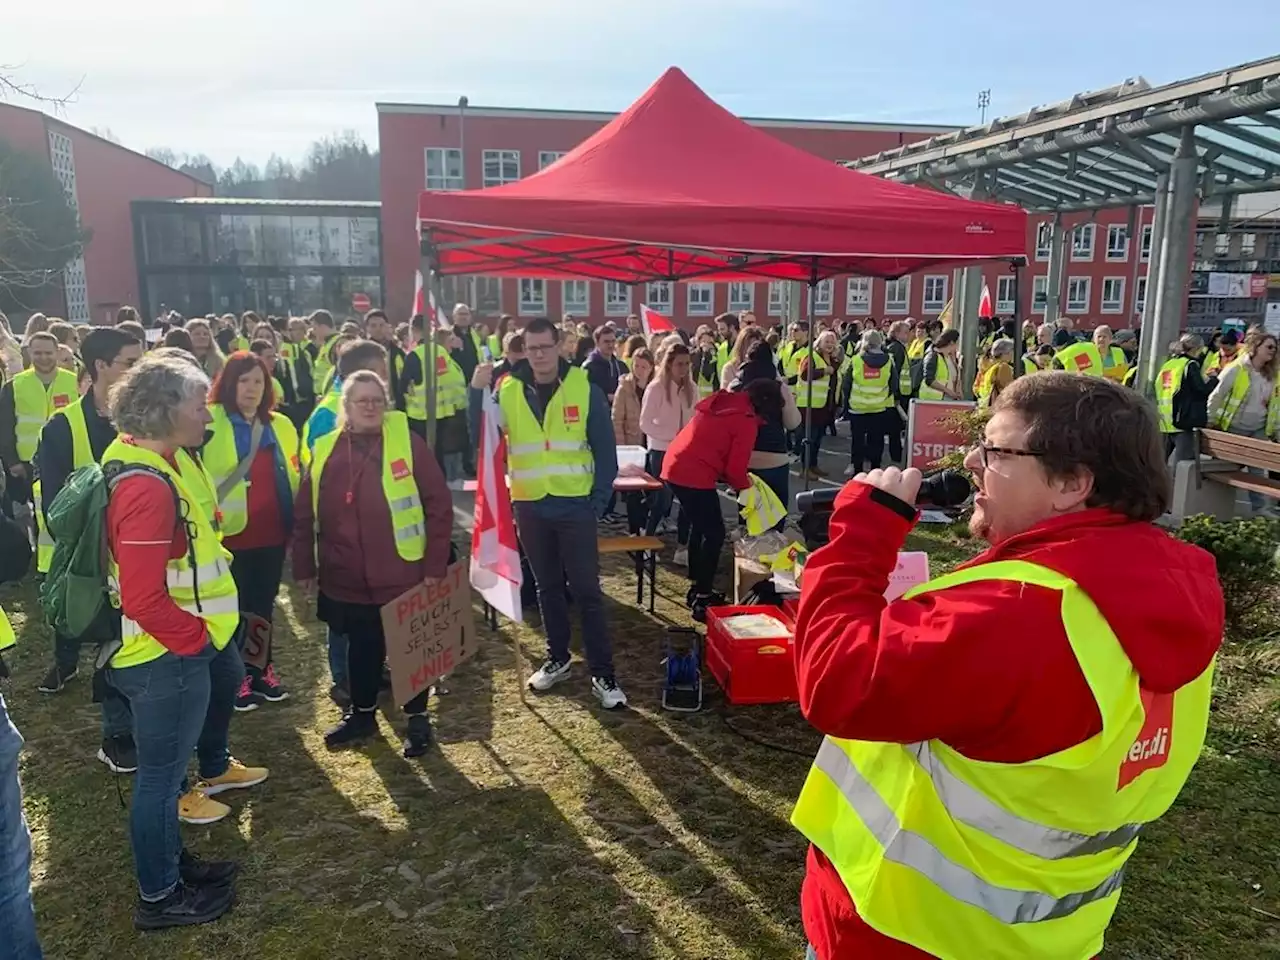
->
[791, 373, 1224, 960]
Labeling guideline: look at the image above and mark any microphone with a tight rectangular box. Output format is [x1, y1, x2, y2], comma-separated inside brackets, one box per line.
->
[795, 469, 972, 515]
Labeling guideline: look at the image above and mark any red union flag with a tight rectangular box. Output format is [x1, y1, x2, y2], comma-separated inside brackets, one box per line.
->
[906, 400, 976, 472]
[978, 282, 994, 319]
[470, 387, 523, 622]
[640, 303, 676, 337]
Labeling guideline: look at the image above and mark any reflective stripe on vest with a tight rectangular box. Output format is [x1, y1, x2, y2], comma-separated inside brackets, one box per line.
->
[1154, 357, 1190, 433]
[103, 439, 240, 668]
[793, 349, 830, 409]
[1055, 342, 1105, 377]
[309, 411, 426, 562]
[12, 368, 79, 461]
[33, 481, 53, 575]
[847, 356, 891, 413]
[792, 559, 1214, 960]
[498, 367, 594, 501]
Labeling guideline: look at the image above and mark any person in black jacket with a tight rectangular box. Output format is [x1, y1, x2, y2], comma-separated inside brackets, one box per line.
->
[581, 325, 628, 404]
[365, 309, 409, 412]
[1166, 333, 1218, 468]
[35, 326, 142, 775]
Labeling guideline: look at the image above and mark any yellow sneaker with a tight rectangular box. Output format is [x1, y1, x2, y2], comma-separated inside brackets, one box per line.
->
[178, 789, 231, 825]
[196, 758, 269, 796]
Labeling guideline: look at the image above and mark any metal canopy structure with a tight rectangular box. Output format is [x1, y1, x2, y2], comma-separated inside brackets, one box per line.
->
[843, 55, 1280, 395]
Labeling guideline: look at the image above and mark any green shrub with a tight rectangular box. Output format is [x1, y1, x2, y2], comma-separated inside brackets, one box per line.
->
[1175, 514, 1280, 640]
[931, 408, 989, 473]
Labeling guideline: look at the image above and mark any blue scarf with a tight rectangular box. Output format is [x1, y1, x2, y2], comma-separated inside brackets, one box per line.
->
[229, 412, 294, 532]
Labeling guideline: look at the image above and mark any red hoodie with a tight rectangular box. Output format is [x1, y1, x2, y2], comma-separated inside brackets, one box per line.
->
[660, 390, 759, 492]
[795, 483, 1224, 960]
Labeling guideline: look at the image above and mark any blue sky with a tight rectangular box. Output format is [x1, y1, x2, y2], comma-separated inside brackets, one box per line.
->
[4, 0, 1278, 167]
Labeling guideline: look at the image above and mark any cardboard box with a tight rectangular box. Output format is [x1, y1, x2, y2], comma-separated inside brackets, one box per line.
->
[733, 557, 773, 604]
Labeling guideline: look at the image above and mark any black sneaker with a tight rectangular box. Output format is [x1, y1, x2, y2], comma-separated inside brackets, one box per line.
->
[323, 710, 378, 750]
[97, 735, 138, 775]
[402, 714, 434, 759]
[134, 880, 234, 931]
[179, 849, 239, 886]
[233, 675, 264, 713]
[691, 592, 727, 624]
[251, 664, 289, 703]
[37, 663, 78, 694]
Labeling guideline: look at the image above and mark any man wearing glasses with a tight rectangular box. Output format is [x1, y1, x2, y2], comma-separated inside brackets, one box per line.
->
[494, 317, 626, 710]
[790, 373, 1223, 960]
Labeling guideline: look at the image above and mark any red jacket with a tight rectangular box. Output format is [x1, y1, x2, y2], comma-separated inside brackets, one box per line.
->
[291, 428, 453, 604]
[795, 483, 1224, 960]
[660, 390, 759, 492]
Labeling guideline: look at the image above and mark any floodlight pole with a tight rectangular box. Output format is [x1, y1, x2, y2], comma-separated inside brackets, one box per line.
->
[1136, 170, 1172, 396]
[1147, 127, 1200, 397]
[1043, 213, 1065, 326]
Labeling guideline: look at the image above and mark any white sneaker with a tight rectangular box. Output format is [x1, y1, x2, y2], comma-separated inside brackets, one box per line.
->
[528, 658, 571, 692]
[672, 546, 689, 567]
[843, 464, 859, 477]
[592, 676, 628, 710]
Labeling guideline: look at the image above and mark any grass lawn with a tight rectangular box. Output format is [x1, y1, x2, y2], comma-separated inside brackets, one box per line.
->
[3, 522, 1280, 959]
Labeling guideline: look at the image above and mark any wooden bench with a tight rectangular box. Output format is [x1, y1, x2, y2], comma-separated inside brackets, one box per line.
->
[597, 536, 664, 613]
[1197, 429, 1280, 499]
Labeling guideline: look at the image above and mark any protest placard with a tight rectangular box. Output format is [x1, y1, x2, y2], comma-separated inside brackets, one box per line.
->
[906, 399, 976, 472]
[381, 560, 477, 707]
[241, 614, 271, 670]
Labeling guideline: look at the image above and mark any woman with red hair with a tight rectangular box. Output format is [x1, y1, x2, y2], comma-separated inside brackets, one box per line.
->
[203, 351, 301, 711]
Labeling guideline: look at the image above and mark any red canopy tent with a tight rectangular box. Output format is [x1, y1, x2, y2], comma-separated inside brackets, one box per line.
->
[416, 67, 1027, 284]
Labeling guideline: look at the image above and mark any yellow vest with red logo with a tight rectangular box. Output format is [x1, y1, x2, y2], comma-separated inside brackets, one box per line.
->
[309, 411, 426, 563]
[846, 355, 892, 413]
[792, 560, 1214, 960]
[12, 367, 79, 461]
[1056, 342, 1106, 377]
[406, 343, 464, 421]
[203, 407, 301, 538]
[498, 367, 594, 501]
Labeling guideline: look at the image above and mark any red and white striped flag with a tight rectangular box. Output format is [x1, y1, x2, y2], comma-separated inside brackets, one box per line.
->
[640, 303, 676, 337]
[413, 270, 451, 333]
[470, 387, 522, 622]
[979, 282, 994, 319]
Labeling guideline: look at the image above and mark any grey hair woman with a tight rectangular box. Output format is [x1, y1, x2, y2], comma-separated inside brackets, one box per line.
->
[109, 353, 213, 450]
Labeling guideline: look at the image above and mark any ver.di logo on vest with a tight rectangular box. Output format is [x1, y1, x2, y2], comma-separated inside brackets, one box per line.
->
[390, 458, 411, 481]
[53, 394, 71, 408]
[563, 405, 581, 425]
[1118, 687, 1173, 789]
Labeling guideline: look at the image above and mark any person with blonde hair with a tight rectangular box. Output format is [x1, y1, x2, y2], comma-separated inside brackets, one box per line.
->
[719, 326, 766, 387]
[1207, 327, 1280, 512]
[184, 319, 224, 379]
[640, 340, 697, 558]
[620, 333, 648, 362]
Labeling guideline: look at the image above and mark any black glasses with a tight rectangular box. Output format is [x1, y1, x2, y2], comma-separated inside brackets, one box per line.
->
[975, 441, 1045, 470]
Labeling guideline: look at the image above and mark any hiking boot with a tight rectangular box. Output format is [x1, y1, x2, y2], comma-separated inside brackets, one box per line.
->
[134, 880, 234, 931]
[527, 658, 571, 692]
[324, 710, 378, 750]
[591, 675, 628, 710]
[196, 758, 269, 796]
[179, 849, 239, 886]
[251, 664, 289, 703]
[402, 714, 434, 759]
[37, 663, 77, 694]
[233, 675, 263, 713]
[97, 734, 138, 775]
[178, 789, 231, 826]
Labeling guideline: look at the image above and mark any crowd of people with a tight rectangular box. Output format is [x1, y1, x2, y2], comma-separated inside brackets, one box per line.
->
[0, 296, 1256, 955]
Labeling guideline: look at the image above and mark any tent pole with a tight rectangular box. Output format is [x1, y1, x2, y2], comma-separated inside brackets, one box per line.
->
[801, 261, 818, 495]
[419, 234, 441, 452]
[1010, 260, 1025, 380]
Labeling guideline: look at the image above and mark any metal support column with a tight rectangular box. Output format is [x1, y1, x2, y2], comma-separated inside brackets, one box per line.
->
[958, 265, 983, 399]
[419, 238, 443, 450]
[1125, 205, 1142, 329]
[1136, 171, 1171, 392]
[1044, 214, 1065, 326]
[1010, 261, 1025, 379]
[949, 269, 963, 330]
[1147, 131, 1199, 395]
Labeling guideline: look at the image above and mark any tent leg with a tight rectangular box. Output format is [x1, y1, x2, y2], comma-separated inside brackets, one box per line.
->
[419, 244, 443, 452]
[1011, 261, 1024, 380]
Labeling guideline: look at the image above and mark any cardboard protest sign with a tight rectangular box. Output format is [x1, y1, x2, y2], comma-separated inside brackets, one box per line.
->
[906, 399, 976, 472]
[381, 560, 477, 707]
[241, 614, 272, 670]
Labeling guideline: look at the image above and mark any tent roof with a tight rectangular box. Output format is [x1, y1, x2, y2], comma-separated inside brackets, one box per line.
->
[417, 68, 1027, 283]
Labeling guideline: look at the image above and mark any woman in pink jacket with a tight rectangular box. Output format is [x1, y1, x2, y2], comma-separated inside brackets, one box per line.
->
[640, 341, 696, 560]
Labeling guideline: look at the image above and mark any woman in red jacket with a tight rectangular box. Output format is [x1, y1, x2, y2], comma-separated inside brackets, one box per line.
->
[292, 369, 453, 757]
[793, 373, 1223, 959]
[661, 378, 781, 620]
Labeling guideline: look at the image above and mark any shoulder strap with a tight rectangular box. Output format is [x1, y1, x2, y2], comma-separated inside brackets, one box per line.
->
[215, 420, 265, 502]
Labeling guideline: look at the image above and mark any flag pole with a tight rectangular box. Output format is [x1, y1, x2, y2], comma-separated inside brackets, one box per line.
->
[419, 231, 441, 451]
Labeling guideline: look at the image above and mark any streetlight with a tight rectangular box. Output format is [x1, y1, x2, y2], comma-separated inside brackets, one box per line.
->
[977, 89, 991, 124]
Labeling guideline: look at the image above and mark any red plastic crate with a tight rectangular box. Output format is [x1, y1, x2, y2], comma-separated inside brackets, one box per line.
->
[704, 605, 797, 705]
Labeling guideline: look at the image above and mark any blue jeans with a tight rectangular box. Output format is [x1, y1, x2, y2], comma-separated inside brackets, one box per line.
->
[327, 628, 349, 687]
[0, 693, 43, 960]
[108, 642, 243, 898]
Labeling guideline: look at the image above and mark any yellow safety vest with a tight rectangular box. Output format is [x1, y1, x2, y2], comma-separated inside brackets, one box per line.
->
[1099, 346, 1130, 384]
[487, 334, 502, 359]
[1056, 342, 1106, 377]
[33, 398, 95, 574]
[11, 367, 79, 461]
[1203, 349, 1237, 378]
[311, 334, 340, 389]
[231, 336, 249, 353]
[405, 343, 463, 421]
[716, 340, 732, 379]
[1214, 360, 1280, 437]
[780, 341, 805, 379]
[793, 349, 830, 409]
[907, 337, 927, 362]
[309, 411, 426, 563]
[846, 355, 892, 414]
[103, 439, 240, 668]
[301, 390, 342, 467]
[203, 407, 300, 537]
[792, 559, 1214, 960]
[975, 361, 1012, 409]
[498, 367, 594, 501]
[0, 605, 14, 651]
[918, 353, 956, 401]
[1154, 357, 1190, 434]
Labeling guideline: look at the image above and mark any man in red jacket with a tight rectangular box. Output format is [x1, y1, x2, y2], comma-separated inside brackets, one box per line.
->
[792, 373, 1223, 960]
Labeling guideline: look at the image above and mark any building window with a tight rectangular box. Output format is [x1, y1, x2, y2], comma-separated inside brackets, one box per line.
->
[1106, 225, 1128, 262]
[605, 281, 632, 316]
[1066, 276, 1091, 313]
[646, 281, 673, 310]
[687, 283, 714, 317]
[538, 151, 567, 171]
[482, 149, 521, 187]
[1214, 232, 1231, 257]
[1140, 224, 1153, 262]
[768, 281, 788, 317]
[996, 275, 1016, 314]
[1071, 224, 1095, 262]
[440, 276, 475, 311]
[1032, 275, 1049, 313]
[1035, 222, 1053, 261]
[728, 282, 754, 313]
[922, 275, 947, 313]
[475, 277, 501, 315]
[519, 278, 546, 316]
[846, 277, 872, 314]
[1135, 276, 1148, 316]
[884, 277, 910, 314]
[425, 148, 464, 190]
[1101, 277, 1125, 314]
[562, 280, 589, 315]
[812, 279, 834, 316]
[1241, 233, 1257, 257]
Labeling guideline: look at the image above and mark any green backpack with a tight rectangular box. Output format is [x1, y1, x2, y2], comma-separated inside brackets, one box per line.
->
[39, 461, 178, 643]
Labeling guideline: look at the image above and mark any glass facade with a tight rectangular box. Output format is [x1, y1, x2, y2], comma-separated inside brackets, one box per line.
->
[133, 201, 382, 319]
